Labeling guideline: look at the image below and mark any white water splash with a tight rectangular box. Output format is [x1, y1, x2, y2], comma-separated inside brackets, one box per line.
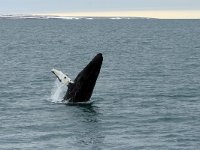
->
[50, 79, 67, 103]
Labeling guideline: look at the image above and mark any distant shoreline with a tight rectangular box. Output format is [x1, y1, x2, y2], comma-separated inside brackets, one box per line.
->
[0, 14, 156, 20]
[0, 14, 200, 20]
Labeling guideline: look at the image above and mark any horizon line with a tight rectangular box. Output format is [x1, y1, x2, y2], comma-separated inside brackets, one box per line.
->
[34, 10, 200, 19]
[1, 10, 200, 19]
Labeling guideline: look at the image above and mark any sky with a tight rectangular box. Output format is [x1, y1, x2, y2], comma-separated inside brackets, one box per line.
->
[1, 0, 200, 19]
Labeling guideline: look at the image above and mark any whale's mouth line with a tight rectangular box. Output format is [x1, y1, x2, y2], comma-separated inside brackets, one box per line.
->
[51, 71, 62, 82]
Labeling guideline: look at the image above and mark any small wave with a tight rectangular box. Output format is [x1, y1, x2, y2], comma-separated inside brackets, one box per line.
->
[66, 101, 94, 106]
[85, 18, 94, 20]
[110, 17, 122, 20]
[45, 16, 81, 20]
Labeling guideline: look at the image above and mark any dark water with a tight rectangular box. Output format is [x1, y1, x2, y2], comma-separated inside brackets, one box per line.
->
[1, 18, 200, 149]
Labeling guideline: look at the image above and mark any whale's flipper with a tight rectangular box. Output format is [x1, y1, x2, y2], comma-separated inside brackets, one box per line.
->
[51, 69, 73, 86]
[64, 53, 103, 103]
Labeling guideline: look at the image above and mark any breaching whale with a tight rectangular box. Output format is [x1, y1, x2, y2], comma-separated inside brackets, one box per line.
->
[51, 53, 103, 103]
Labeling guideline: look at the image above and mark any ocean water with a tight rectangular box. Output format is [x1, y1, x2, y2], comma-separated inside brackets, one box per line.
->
[0, 18, 200, 149]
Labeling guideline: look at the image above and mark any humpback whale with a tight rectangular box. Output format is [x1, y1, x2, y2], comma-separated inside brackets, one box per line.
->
[51, 53, 103, 103]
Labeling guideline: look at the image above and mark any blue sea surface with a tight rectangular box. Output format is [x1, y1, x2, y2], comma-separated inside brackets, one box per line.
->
[0, 18, 200, 149]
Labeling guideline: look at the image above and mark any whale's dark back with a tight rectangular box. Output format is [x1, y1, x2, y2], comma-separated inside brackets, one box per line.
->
[64, 53, 103, 102]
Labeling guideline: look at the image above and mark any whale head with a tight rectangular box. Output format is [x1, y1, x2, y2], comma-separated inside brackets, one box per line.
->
[51, 68, 73, 85]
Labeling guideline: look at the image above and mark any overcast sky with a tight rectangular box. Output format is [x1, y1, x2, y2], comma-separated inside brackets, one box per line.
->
[1, 0, 200, 18]
[1, 0, 199, 13]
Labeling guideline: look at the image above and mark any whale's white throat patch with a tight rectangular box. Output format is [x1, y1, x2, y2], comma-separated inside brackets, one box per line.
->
[51, 68, 73, 86]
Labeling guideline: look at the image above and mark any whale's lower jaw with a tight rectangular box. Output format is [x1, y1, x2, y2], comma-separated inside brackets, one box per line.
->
[63, 53, 103, 103]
